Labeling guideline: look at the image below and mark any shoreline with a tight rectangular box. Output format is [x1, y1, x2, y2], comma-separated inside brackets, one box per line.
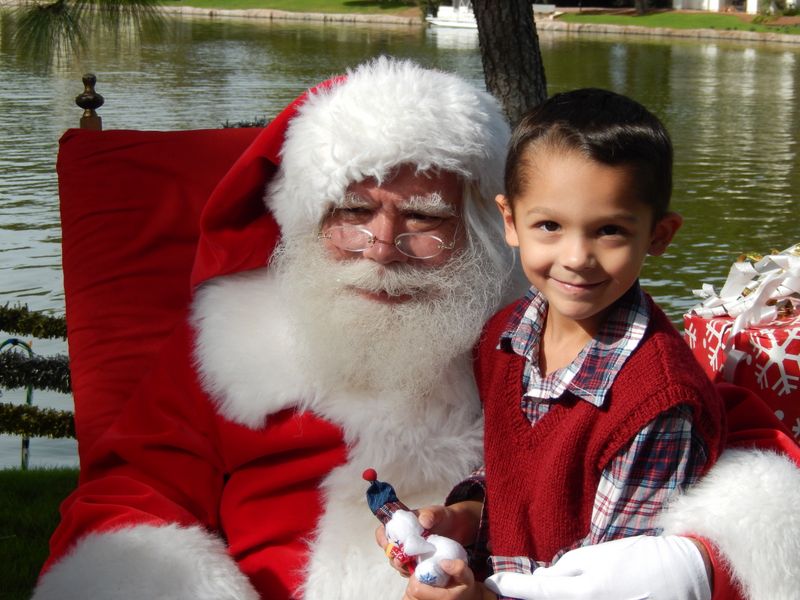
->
[154, 4, 421, 25]
[158, 5, 800, 46]
[2, 1, 799, 45]
[536, 17, 800, 45]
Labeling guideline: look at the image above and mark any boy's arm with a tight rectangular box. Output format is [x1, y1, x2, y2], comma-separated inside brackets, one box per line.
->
[444, 467, 491, 577]
[487, 446, 799, 600]
[487, 437, 800, 600]
[488, 403, 707, 562]
[582, 403, 708, 546]
[486, 404, 713, 600]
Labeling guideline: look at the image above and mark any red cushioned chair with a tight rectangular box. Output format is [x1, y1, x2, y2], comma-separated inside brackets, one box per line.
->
[58, 79, 262, 462]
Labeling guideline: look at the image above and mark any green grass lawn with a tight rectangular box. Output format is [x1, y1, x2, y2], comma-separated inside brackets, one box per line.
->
[162, 0, 421, 15]
[159, 1, 800, 35]
[558, 10, 800, 35]
[0, 468, 78, 600]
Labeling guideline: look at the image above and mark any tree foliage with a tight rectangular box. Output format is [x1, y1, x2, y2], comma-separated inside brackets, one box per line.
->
[13, 1, 549, 119]
[12, 0, 163, 58]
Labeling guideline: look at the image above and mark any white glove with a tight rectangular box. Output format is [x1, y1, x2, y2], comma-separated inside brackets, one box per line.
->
[484, 535, 711, 600]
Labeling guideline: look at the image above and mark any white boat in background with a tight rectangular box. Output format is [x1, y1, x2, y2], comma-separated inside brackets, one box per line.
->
[425, 0, 478, 29]
[425, 1, 557, 29]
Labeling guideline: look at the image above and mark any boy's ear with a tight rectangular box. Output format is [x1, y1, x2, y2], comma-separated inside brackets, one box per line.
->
[495, 194, 520, 248]
[648, 211, 682, 256]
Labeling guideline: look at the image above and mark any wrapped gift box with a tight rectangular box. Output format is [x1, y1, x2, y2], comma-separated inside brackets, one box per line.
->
[684, 312, 800, 441]
[684, 243, 800, 441]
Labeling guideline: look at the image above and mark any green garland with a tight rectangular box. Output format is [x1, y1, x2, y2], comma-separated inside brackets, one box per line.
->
[0, 303, 67, 339]
[0, 349, 72, 394]
[0, 304, 74, 440]
[0, 402, 75, 439]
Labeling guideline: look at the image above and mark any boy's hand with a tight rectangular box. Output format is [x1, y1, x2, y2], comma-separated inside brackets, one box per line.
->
[403, 559, 496, 600]
[375, 501, 483, 576]
[376, 522, 414, 577]
[416, 501, 482, 546]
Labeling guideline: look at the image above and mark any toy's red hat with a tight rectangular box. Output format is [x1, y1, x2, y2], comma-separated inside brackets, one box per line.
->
[362, 468, 408, 526]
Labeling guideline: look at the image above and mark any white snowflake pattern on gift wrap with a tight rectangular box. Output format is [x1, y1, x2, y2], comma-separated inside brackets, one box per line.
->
[702, 319, 732, 374]
[685, 320, 697, 349]
[793, 417, 800, 439]
[748, 326, 800, 397]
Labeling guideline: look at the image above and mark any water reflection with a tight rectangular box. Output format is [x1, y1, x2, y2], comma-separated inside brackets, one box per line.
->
[0, 11, 798, 466]
[426, 25, 480, 50]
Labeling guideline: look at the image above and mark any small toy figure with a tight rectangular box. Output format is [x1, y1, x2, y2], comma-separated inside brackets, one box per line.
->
[363, 469, 468, 587]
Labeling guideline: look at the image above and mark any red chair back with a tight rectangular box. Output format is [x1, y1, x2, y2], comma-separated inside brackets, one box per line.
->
[58, 127, 261, 459]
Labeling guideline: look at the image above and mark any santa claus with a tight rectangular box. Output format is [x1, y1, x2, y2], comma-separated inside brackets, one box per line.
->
[35, 57, 799, 600]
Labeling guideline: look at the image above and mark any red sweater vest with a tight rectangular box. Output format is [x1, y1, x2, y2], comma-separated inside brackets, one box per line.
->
[476, 296, 725, 562]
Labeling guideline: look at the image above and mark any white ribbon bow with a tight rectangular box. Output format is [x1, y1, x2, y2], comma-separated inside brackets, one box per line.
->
[689, 243, 800, 380]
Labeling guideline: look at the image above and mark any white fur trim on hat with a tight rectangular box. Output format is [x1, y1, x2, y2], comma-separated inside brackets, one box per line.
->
[33, 524, 258, 600]
[658, 448, 800, 600]
[266, 56, 510, 239]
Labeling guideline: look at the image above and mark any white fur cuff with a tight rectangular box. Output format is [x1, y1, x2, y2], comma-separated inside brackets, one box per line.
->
[33, 523, 258, 600]
[659, 448, 800, 600]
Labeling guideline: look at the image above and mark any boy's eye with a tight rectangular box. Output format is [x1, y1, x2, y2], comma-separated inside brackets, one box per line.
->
[598, 224, 626, 237]
[536, 221, 560, 232]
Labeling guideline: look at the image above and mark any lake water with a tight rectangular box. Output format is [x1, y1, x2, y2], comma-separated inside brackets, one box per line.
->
[1, 11, 798, 468]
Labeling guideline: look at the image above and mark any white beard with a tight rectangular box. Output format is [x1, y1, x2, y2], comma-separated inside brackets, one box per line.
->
[270, 235, 507, 405]
[269, 237, 507, 600]
[190, 231, 510, 600]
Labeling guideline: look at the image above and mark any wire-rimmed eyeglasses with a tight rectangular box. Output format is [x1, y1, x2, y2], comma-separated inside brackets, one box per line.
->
[318, 224, 457, 260]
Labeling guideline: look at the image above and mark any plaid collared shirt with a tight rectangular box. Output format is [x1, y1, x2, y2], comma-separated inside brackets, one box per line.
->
[450, 284, 709, 590]
[505, 283, 650, 409]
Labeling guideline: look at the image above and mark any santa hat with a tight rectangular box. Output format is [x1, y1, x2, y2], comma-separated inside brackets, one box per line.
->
[191, 57, 509, 287]
[266, 56, 511, 240]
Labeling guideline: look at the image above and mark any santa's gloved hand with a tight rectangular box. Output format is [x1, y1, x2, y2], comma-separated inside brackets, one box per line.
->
[484, 535, 711, 600]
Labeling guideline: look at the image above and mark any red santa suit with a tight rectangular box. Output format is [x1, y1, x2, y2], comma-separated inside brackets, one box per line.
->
[35, 58, 511, 600]
[35, 58, 800, 600]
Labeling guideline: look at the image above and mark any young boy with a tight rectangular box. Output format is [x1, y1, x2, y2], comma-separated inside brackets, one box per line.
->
[394, 88, 726, 600]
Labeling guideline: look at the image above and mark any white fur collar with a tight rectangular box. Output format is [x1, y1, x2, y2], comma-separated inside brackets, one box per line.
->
[191, 268, 313, 428]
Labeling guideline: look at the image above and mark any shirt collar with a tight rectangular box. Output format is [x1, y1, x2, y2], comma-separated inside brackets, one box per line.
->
[499, 282, 651, 407]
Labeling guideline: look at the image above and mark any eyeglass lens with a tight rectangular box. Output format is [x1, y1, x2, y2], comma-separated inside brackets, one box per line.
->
[325, 226, 446, 259]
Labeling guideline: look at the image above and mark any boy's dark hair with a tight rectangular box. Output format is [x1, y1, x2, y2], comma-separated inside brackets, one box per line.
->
[505, 88, 673, 221]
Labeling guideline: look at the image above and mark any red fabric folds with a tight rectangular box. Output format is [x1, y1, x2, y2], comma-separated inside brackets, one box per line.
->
[58, 77, 343, 459]
[58, 127, 260, 458]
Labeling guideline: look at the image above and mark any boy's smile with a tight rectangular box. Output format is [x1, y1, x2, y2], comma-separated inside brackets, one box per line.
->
[497, 149, 681, 337]
[551, 278, 605, 295]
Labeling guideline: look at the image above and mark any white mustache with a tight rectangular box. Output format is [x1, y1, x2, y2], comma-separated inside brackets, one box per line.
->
[332, 261, 448, 298]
